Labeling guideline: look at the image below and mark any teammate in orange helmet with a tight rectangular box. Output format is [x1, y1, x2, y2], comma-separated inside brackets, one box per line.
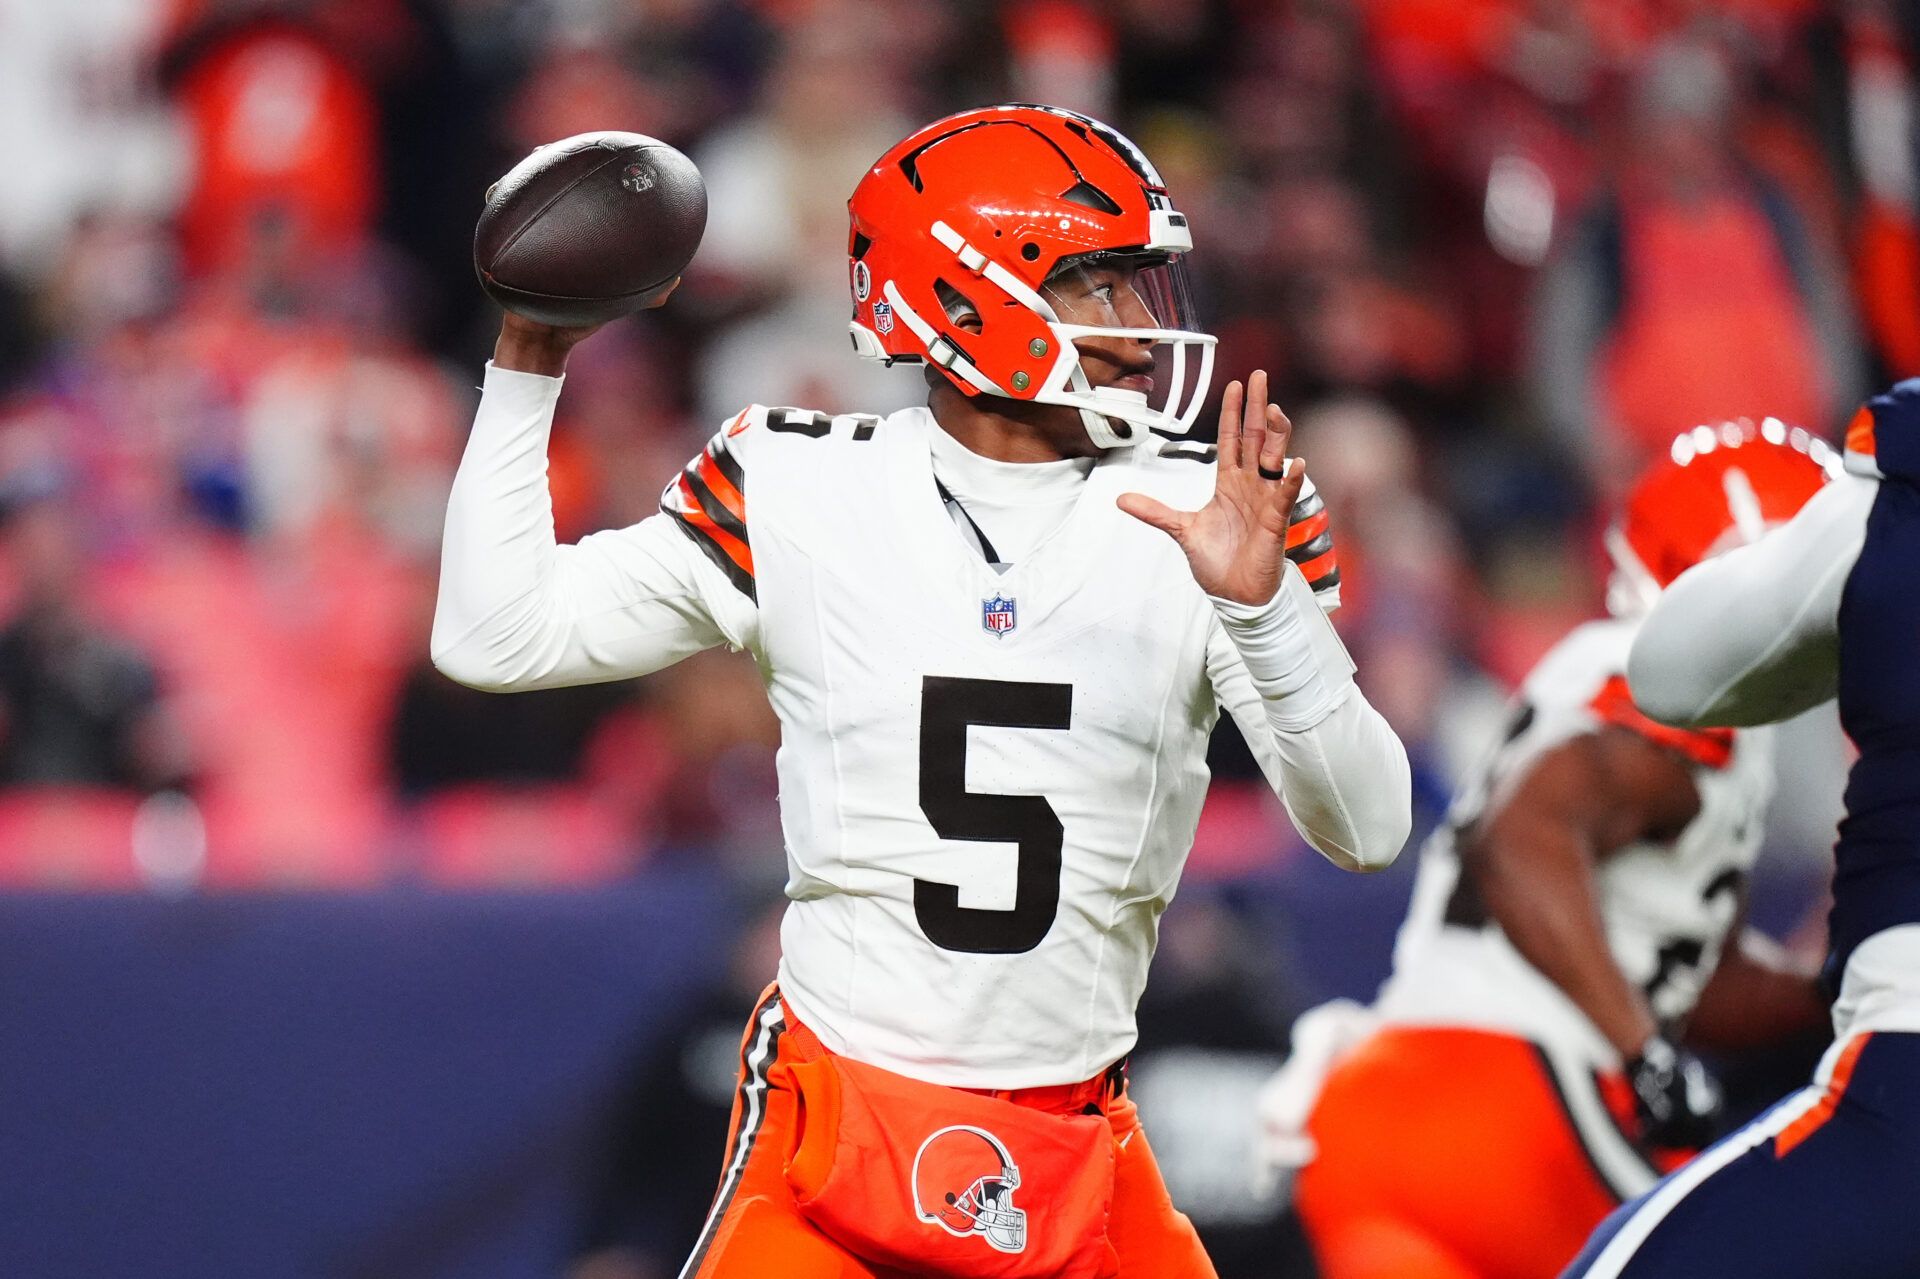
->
[435, 104, 1411, 1278]
[1261, 420, 1838, 1279]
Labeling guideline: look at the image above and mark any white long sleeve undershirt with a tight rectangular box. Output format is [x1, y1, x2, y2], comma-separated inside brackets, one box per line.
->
[433, 363, 1409, 871]
[1627, 473, 1875, 729]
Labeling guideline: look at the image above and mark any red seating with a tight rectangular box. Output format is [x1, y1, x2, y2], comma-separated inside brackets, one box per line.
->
[0, 789, 144, 888]
[409, 786, 639, 886]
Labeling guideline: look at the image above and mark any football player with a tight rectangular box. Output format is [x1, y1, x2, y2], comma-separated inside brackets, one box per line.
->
[434, 105, 1411, 1279]
[1262, 421, 1835, 1279]
[1560, 389, 1920, 1276]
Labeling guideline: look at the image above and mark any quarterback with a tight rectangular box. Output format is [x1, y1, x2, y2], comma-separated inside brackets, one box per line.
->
[1558, 385, 1920, 1276]
[433, 105, 1410, 1279]
[1264, 422, 1833, 1279]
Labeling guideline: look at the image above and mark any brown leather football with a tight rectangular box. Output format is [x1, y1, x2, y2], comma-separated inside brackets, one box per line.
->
[473, 131, 707, 327]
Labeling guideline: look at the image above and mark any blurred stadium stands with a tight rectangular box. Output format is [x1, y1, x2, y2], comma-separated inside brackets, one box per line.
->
[0, 0, 1906, 1274]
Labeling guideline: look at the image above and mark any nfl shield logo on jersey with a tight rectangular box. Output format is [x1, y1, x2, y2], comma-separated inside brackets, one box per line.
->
[982, 594, 1016, 637]
[873, 301, 895, 335]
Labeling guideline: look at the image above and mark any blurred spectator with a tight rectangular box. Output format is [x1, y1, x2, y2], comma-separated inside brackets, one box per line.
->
[1834, 1, 1920, 380]
[1291, 397, 1464, 750]
[1532, 37, 1864, 487]
[690, 4, 922, 420]
[165, 8, 382, 281]
[0, 483, 188, 792]
[545, 320, 701, 539]
[1005, 1, 1119, 120]
[237, 268, 465, 549]
[0, 0, 187, 279]
[389, 664, 637, 796]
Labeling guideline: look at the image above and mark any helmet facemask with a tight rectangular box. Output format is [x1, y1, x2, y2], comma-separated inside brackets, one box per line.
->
[876, 233, 1215, 449]
[1029, 251, 1216, 448]
[954, 1167, 1026, 1252]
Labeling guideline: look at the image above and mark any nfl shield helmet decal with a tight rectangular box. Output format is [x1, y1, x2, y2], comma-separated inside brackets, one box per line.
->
[873, 300, 895, 335]
[982, 594, 1016, 637]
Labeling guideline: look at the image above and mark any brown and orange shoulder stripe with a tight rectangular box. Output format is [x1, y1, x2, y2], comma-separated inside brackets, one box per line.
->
[662, 412, 756, 601]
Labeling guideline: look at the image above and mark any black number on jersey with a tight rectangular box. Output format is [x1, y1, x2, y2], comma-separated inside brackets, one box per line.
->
[766, 407, 831, 437]
[1643, 937, 1707, 1009]
[916, 676, 1073, 954]
[1643, 866, 1747, 1012]
[766, 408, 880, 440]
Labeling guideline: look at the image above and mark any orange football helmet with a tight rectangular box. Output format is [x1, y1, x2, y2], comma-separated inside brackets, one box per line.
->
[911, 1125, 1026, 1253]
[847, 104, 1214, 448]
[1607, 417, 1839, 617]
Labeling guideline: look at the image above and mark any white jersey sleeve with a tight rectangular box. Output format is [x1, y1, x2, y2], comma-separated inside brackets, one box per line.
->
[1207, 565, 1410, 871]
[431, 364, 759, 691]
[1627, 472, 1874, 728]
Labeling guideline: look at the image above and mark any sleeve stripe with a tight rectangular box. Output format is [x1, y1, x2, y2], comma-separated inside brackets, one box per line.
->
[664, 476, 756, 601]
[1285, 509, 1330, 551]
[1288, 530, 1335, 564]
[1290, 488, 1325, 520]
[668, 509, 757, 601]
[671, 476, 753, 571]
[685, 464, 748, 545]
[705, 432, 748, 498]
[1298, 552, 1341, 588]
[1589, 675, 1733, 769]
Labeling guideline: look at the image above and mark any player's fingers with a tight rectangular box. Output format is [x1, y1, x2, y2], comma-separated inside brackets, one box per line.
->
[1215, 380, 1244, 469]
[1257, 403, 1292, 478]
[640, 276, 682, 310]
[1239, 369, 1269, 471]
[1262, 402, 1294, 464]
[1272, 457, 1307, 524]
[1117, 492, 1190, 540]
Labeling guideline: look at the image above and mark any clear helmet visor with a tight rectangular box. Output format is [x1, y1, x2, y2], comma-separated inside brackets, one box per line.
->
[1031, 251, 1216, 448]
[1039, 252, 1202, 330]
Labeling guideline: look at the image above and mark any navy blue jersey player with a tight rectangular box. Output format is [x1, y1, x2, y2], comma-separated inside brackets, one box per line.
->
[1561, 384, 1920, 1278]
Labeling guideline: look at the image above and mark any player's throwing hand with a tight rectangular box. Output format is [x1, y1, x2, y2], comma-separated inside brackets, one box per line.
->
[492, 279, 679, 377]
[1118, 369, 1306, 606]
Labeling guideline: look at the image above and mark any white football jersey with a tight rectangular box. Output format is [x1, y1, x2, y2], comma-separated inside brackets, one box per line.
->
[1374, 619, 1774, 1068]
[659, 403, 1340, 1087]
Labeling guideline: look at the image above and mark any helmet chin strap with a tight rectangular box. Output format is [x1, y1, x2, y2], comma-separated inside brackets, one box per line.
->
[1077, 390, 1146, 449]
[1082, 409, 1132, 447]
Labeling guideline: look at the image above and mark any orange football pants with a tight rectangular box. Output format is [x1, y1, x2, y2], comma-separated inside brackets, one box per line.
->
[1294, 1026, 1654, 1279]
[677, 985, 1215, 1279]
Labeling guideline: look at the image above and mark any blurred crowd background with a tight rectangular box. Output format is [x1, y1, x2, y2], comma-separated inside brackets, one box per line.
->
[0, 0, 1910, 1275]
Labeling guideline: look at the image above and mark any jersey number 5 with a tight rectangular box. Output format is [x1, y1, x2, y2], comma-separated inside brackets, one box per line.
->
[916, 676, 1073, 955]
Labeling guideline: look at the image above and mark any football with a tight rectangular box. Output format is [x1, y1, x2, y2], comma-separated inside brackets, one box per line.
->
[473, 131, 707, 327]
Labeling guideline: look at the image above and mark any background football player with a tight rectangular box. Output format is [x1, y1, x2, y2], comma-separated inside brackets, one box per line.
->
[433, 105, 1410, 1278]
[1261, 421, 1835, 1279]
[1561, 389, 1920, 1275]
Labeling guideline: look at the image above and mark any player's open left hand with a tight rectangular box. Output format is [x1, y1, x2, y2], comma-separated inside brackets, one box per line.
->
[1117, 369, 1305, 607]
